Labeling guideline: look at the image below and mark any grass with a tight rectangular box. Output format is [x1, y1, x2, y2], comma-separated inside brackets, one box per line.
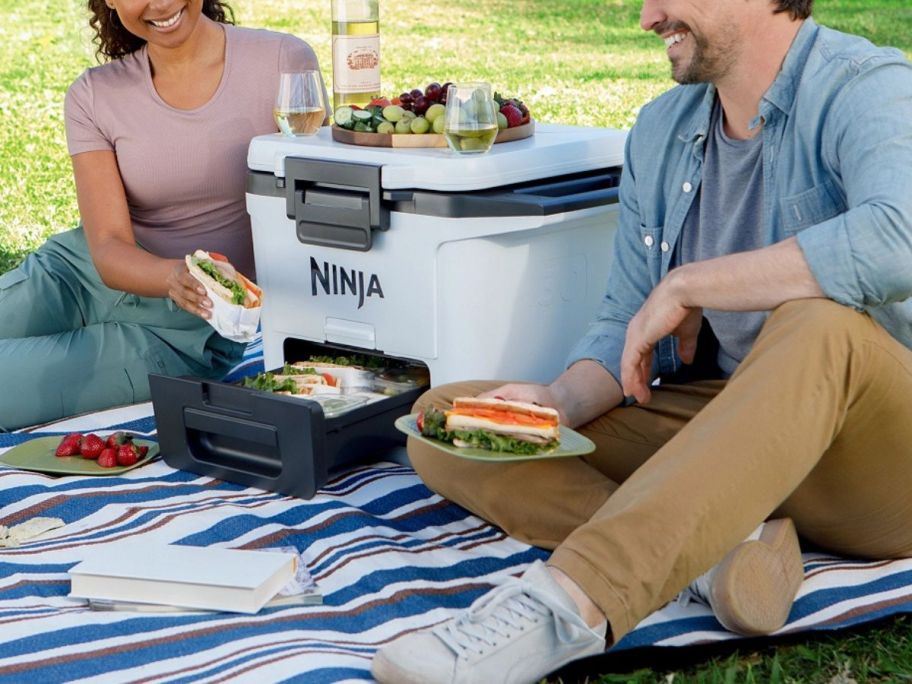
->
[554, 614, 912, 683]
[1, 0, 912, 681]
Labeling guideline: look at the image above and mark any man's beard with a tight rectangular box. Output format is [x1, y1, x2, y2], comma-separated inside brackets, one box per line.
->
[671, 28, 737, 85]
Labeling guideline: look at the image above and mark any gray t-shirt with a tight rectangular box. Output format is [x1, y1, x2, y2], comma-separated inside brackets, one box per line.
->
[64, 25, 321, 279]
[677, 100, 768, 375]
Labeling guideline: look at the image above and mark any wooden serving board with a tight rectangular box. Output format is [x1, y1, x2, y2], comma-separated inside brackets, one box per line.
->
[331, 120, 534, 148]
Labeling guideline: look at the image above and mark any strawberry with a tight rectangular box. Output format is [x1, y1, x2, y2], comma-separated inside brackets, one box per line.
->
[500, 103, 523, 128]
[105, 431, 133, 449]
[116, 444, 139, 467]
[97, 448, 118, 468]
[79, 433, 105, 460]
[510, 98, 529, 118]
[55, 439, 81, 458]
[61, 432, 84, 446]
[494, 92, 530, 123]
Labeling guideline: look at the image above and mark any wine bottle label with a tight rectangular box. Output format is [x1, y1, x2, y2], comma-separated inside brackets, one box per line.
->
[332, 34, 380, 94]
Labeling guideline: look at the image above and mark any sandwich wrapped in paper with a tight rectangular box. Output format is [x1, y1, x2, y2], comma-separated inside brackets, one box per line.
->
[418, 397, 560, 455]
[185, 250, 262, 343]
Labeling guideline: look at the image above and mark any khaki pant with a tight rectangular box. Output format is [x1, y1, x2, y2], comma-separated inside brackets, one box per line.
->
[408, 299, 912, 642]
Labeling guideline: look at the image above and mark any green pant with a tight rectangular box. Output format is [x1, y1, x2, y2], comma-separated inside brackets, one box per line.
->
[409, 299, 912, 643]
[0, 228, 244, 431]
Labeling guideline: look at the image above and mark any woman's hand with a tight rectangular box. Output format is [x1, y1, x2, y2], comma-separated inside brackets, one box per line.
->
[167, 261, 213, 319]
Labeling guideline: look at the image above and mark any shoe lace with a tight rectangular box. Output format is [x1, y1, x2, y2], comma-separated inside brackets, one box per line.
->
[675, 566, 714, 608]
[433, 577, 586, 658]
[676, 524, 765, 608]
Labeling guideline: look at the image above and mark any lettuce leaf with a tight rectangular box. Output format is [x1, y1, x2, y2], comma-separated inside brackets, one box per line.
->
[194, 257, 245, 305]
[420, 407, 557, 455]
[241, 372, 298, 394]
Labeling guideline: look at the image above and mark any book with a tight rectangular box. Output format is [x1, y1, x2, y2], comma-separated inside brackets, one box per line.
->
[86, 587, 323, 613]
[68, 542, 298, 614]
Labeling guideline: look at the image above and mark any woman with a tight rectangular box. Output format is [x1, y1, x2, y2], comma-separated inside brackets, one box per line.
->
[0, 1, 324, 431]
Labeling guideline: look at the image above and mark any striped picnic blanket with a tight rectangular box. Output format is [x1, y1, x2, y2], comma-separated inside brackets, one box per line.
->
[1, 343, 912, 681]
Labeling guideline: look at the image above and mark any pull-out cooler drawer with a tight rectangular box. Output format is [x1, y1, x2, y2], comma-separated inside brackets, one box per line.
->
[149, 373, 423, 499]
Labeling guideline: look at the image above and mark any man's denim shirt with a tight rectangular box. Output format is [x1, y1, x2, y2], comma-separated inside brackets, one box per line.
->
[567, 18, 912, 386]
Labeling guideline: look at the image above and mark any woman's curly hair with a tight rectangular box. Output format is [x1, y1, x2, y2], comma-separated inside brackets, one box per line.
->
[87, 1, 236, 61]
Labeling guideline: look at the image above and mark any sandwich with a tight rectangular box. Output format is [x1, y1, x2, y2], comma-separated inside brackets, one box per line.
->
[240, 366, 340, 395]
[280, 363, 339, 387]
[185, 250, 262, 309]
[418, 397, 560, 455]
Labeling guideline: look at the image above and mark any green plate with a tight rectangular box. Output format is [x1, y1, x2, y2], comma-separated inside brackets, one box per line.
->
[0, 435, 159, 476]
[394, 413, 595, 462]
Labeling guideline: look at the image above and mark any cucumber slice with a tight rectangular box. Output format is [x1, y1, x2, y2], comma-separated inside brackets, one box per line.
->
[353, 121, 373, 132]
[334, 106, 354, 128]
[352, 109, 374, 122]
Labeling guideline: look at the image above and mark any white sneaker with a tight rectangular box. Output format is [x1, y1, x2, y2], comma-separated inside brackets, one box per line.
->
[371, 560, 607, 684]
[677, 518, 804, 636]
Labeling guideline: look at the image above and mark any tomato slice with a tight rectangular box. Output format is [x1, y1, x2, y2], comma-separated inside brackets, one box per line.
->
[416, 411, 425, 432]
[447, 406, 556, 428]
[321, 373, 337, 387]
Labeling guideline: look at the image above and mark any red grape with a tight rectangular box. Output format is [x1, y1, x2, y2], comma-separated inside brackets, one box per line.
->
[425, 82, 442, 101]
[413, 95, 430, 115]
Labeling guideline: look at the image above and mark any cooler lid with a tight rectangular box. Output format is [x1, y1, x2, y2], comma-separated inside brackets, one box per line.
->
[247, 122, 627, 192]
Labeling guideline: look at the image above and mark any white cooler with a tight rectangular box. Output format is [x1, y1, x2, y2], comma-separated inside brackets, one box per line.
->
[246, 122, 627, 385]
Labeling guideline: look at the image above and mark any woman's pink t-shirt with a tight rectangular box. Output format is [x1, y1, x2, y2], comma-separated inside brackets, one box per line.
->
[64, 25, 320, 279]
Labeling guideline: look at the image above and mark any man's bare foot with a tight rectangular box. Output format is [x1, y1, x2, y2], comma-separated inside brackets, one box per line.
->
[548, 565, 607, 629]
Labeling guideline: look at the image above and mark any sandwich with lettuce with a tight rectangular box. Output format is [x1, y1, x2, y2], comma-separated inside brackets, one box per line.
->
[417, 397, 560, 455]
[186, 249, 262, 309]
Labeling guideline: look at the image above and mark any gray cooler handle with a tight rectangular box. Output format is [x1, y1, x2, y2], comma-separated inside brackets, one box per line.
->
[284, 157, 390, 252]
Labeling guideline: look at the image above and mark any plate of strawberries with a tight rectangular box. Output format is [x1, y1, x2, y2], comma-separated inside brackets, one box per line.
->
[0, 431, 158, 475]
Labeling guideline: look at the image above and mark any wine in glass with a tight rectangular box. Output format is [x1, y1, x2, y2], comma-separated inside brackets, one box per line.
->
[275, 71, 326, 137]
[443, 82, 498, 154]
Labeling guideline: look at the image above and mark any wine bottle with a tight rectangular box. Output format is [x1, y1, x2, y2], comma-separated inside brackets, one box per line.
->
[331, 0, 381, 111]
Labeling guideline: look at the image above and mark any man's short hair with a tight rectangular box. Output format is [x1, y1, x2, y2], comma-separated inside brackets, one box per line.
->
[773, 0, 813, 20]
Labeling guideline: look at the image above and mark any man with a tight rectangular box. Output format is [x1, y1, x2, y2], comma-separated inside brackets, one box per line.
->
[372, 0, 912, 681]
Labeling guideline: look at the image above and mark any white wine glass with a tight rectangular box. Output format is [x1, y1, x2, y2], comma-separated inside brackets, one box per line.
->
[275, 71, 326, 137]
[443, 82, 498, 154]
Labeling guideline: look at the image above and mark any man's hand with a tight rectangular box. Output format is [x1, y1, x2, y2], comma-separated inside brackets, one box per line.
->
[478, 360, 624, 428]
[619, 238, 825, 404]
[621, 275, 702, 404]
[477, 383, 568, 424]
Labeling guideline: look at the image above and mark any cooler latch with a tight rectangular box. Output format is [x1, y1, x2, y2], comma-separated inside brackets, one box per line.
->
[284, 157, 389, 251]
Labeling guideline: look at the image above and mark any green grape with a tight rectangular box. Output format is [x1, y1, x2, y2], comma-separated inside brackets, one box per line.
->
[425, 103, 446, 124]
[382, 105, 405, 122]
[410, 116, 430, 134]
